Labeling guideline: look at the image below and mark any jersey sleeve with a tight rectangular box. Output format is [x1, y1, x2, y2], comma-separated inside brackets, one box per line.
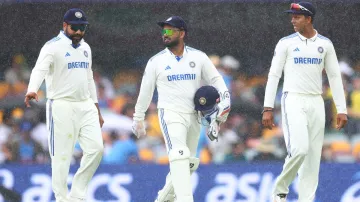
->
[263, 40, 287, 108]
[133, 59, 157, 121]
[324, 42, 347, 114]
[87, 48, 98, 103]
[201, 54, 229, 99]
[27, 44, 54, 93]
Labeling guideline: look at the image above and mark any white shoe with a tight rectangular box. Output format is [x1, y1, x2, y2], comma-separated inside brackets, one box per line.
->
[273, 194, 287, 202]
[67, 195, 85, 202]
[154, 194, 175, 202]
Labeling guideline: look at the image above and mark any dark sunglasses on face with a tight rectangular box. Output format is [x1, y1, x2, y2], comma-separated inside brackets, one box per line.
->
[161, 28, 182, 36]
[70, 24, 87, 32]
[290, 3, 313, 15]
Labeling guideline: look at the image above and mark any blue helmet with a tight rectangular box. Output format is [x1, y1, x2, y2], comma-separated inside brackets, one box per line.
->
[194, 85, 220, 111]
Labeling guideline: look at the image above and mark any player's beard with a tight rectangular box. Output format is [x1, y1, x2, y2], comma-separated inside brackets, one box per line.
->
[65, 29, 84, 45]
[163, 37, 180, 48]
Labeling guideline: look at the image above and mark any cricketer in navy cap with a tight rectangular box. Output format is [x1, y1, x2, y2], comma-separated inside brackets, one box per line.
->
[63, 8, 89, 46]
[157, 16, 187, 32]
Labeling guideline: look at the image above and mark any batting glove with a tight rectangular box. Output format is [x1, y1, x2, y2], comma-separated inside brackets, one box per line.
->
[132, 120, 146, 138]
[216, 101, 231, 123]
[208, 120, 220, 141]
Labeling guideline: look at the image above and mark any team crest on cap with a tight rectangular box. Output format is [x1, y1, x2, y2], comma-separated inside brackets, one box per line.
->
[75, 12, 82, 18]
[199, 97, 206, 105]
[318, 46, 324, 53]
[84, 50, 88, 57]
[189, 61, 196, 68]
[166, 17, 172, 22]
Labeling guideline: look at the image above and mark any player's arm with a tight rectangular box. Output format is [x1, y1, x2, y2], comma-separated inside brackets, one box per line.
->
[132, 60, 157, 138]
[201, 55, 230, 123]
[262, 40, 287, 129]
[324, 42, 348, 129]
[87, 49, 104, 127]
[25, 44, 53, 107]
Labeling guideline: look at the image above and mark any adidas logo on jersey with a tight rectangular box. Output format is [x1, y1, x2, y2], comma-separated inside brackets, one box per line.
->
[165, 66, 171, 70]
[65, 52, 71, 57]
[293, 47, 300, 52]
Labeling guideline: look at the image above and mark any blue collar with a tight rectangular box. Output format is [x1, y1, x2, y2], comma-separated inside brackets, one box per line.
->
[166, 47, 185, 62]
[175, 55, 183, 62]
[71, 43, 81, 49]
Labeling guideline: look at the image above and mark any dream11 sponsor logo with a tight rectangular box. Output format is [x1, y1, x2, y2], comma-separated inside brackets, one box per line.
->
[341, 172, 360, 202]
[204, 172, 300, 202]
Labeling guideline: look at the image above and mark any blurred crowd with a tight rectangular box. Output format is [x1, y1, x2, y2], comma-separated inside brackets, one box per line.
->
[1, 53, 360, 166]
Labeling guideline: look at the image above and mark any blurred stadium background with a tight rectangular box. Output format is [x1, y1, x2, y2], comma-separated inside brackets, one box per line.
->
[0, 0, 360, 201]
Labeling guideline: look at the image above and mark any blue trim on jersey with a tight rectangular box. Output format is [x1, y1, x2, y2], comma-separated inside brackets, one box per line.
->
[186, 46, 201, 52]
[150, 50, 166, 61]
[49, 99, 55, 156]
[160, 109, 172, 150]
[280, 33, 298, 41]
[46, 36, 61, 44]
[318, 34, 332, 43]
[282, 92, 291, 157]
[51, 117, 54, 156]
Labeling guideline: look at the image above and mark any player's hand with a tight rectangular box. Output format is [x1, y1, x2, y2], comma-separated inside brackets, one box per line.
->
[208, 120, 220, 141]
[132, 120, 146, 138]
[98, 113, 104, 128]
[336, 113, 348, 130]
[24, 92, 38, 108]
[262, 108, 275, 130]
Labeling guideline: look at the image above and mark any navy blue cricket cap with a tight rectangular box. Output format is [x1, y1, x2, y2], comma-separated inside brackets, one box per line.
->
[194, 86, 220, 111]
[63, 8, 89, 25]
[157, 16, 187, 32]
[285, 2, 316, 16]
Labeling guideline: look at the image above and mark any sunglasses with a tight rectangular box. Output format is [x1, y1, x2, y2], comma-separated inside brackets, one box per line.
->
[70, 24, 87, 32]
[290, 3, 313, 15]
[161, 28, 181, 36]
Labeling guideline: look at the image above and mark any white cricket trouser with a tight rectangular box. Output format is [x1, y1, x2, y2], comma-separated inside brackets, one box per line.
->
[158, 109, 201, 202]
[273, 92, 325, 202]
[158, 109, 200, 155]
[46, 98, 103, 202]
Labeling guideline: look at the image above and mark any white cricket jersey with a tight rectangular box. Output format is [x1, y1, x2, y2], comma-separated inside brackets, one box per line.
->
[134, 46, 228, 120]
[27, 31, 98, 102]
[264, 31, 347, 114]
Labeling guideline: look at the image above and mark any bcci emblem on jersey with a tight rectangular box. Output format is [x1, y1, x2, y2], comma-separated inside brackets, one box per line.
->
[318, 46, 324, 53]
[199, 97, 206, 105]
[84, 50, 88, 58]
[189, 61, 196, 68]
